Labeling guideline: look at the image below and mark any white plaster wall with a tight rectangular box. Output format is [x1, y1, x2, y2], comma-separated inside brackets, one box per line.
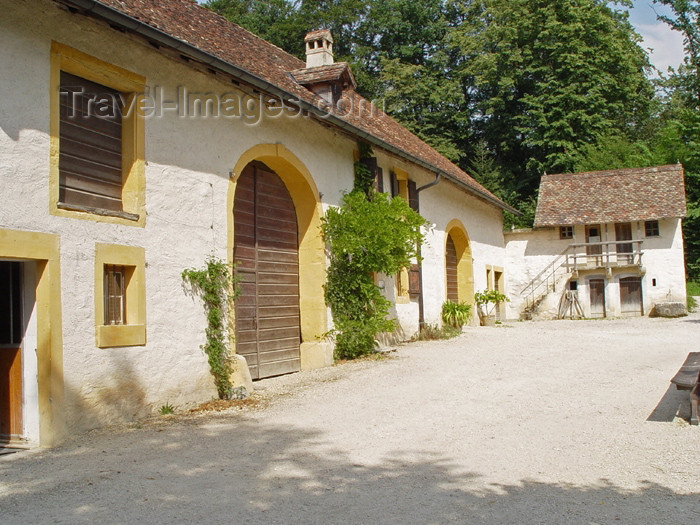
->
[373, 153, 507, 331]
[504, 227, 570, 319]
[1, 0, 356, 433]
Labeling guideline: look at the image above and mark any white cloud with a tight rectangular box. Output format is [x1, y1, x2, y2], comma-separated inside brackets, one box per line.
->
[635, 22, 685, 75]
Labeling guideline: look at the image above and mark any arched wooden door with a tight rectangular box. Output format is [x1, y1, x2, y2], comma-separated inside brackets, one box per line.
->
[445, 234, 459, 302]
[233, 162, 301, 379]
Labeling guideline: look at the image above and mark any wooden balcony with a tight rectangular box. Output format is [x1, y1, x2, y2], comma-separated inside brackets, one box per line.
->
[563, 240, 644, 272]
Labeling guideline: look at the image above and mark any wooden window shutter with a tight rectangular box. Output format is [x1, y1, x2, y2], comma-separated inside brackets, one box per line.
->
[408, 180, 419, 212]
[408, 264, 421, 296]
[389, 171, 399, 197]
[374, 166, 384, 193]
[59, 71, 124, 212]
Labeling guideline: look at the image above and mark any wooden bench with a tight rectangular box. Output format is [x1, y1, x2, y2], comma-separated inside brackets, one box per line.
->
[670, 352, 700, 425]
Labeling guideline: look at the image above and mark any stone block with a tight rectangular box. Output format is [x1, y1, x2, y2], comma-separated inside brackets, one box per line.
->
[228, 353, 253, 398]
[650, 302, 687, 318]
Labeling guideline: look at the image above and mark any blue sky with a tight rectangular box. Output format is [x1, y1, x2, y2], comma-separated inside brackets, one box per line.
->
[615, 0, 685, 74]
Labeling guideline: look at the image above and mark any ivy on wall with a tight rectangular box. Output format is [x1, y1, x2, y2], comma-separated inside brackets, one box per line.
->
[322, 144, 426, 359]
[182, 257, 240, 399]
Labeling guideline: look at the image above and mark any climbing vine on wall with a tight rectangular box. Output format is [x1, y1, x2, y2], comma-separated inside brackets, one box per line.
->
[182, 257, 240, 399]
[322, 144, 426, 359]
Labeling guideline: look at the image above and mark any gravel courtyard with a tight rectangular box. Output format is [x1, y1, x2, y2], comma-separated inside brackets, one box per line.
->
[2, 313, 700, 524]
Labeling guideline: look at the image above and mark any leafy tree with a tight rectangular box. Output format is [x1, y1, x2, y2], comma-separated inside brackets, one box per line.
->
[451, 0, 655, 197]
[653, 1, 700, 279]
[205, 0, 308, 57]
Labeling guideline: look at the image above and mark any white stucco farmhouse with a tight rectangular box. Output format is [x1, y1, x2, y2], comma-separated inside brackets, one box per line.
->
[0, 0, 516, 446]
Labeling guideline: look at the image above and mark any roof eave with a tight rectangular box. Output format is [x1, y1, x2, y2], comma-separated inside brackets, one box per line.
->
[56, 0, 517, 215]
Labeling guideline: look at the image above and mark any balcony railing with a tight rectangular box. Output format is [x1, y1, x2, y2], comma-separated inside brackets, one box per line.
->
[563, 240, 644, 272]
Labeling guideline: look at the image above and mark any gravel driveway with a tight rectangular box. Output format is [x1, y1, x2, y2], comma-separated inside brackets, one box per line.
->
[2, 313, 700, 524]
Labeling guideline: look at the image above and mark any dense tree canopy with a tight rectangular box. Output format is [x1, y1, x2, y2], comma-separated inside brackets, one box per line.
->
[206, 0, 699, 279]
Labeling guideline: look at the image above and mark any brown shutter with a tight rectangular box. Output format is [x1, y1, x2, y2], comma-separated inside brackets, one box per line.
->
[375, 166, 384, 193]
[59, 71, 124, 211]
[390, 172, 399, 197]
[408, 180, 419, 212]
[408, 264, 421, 296]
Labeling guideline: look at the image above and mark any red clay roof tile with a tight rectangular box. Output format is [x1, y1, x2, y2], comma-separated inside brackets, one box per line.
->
[534, 165, 686, 226]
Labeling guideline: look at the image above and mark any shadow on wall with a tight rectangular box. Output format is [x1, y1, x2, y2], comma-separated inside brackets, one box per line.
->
[64, 351, 147, 434]
[1, 417, 698, 523]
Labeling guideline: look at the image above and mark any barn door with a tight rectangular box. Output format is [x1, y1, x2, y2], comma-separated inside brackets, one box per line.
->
[445, 234, 459, 302]
[589, 278, 606, 318]
[233, 162, 301, 380]
[619, 277, 643, 316]
[0, 262, 23, 442]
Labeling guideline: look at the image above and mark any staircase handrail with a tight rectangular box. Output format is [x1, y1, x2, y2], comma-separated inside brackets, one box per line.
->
[520, 244, 575, 297]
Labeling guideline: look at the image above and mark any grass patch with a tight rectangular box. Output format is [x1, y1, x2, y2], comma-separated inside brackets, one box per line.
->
[687, 281, 700, 297]
[411, 323, 462, 341]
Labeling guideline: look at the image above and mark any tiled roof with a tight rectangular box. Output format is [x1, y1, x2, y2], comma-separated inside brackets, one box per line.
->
[534, 165, 686, 226]
[290, 63, 356, 89]
[61, 0, 511, 211]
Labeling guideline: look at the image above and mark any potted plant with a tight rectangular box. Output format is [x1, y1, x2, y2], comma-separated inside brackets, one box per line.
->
[441, 300, 472, 330]
[474, 289, 509, 326]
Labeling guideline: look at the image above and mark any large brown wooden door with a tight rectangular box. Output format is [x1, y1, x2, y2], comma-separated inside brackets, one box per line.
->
[0, 262, 23, 442]
[445, 234, 459, 302]
[233, 162, 301, 380]
[619, 277, 643, 316]
[589, 278, 606, 318]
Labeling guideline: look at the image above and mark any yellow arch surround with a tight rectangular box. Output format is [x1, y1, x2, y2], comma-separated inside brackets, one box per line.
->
[0, 229, 64, 447]
[444, 219, 474, 306]
[228, 144, 330, 370]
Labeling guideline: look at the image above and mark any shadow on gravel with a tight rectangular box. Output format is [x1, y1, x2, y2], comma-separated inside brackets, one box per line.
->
[647, 384, 688, 422]
[1, 416, 698, 524]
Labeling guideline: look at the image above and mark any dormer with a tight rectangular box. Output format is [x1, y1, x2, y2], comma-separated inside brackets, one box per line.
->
[290, 30, 357, 106]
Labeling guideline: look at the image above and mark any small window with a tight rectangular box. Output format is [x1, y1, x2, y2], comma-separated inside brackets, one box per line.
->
[559, 226, 573, 239]
[95, 243, 146, 347]
[645, 220, 660, 237]
[104, 264, 127, 325]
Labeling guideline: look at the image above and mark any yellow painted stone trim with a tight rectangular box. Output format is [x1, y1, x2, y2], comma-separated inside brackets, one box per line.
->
[229, 144, 327, 359]
[94, 243, 146, 347]
[0, 228, 64, 447]
[49, 42, 146, 227]
[445, 219, 475, 305]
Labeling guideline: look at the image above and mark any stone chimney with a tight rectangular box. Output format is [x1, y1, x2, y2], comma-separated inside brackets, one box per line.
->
[305, 29, 334, 68]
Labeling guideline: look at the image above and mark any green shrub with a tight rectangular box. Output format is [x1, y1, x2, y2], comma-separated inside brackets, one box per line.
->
[441, 300, 472, 328]
[474, 289, 509, 316]
[159, 402, 174, 415]
[322, 153, 427, 359]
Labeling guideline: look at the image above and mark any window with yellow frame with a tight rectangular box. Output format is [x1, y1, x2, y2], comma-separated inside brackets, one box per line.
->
[95, 243, 146, 347]
[50, 42, 146, 227]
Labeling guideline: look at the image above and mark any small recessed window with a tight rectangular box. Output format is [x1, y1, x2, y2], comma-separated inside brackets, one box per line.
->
[559, 226, 573, 239]
[645, 220, 660, 237]
[104, 264, 127, 325]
